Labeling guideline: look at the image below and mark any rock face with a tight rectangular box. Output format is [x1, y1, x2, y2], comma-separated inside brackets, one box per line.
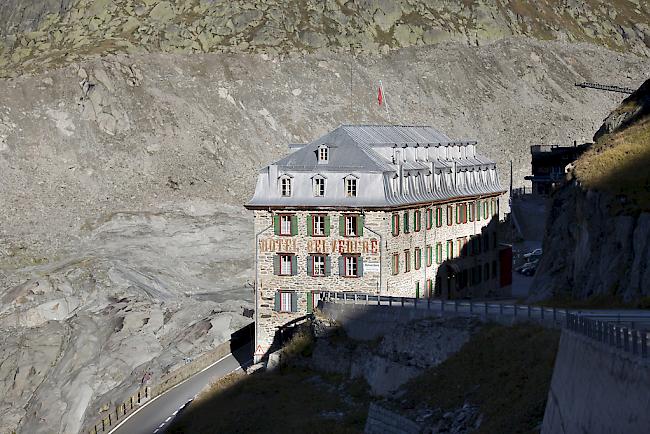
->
[0, 205, 254, 434]
[529, 185, 650, 301]
[530, 80, 650, 302]
[308, 316, 478, 396]
[1, 0, 649, 78]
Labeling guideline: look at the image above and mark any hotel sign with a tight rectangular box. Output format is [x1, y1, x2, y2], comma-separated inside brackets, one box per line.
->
[259, 238, 379, 255]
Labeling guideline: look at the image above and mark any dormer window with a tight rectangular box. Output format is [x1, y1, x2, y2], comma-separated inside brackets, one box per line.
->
[318, 145, 329, 163]
[280, 175, 292, 197]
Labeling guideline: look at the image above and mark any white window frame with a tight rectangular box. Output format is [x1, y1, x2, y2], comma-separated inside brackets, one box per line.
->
[311, 291, 321, 308]
[345, 255, 358, 277]
[345, 176, 358, 197]
[312, 255, 325, 277]
[280, 215, 292, 236]
[313, 177, 326, 197]
[280, 176, 292, 197]
[280, 254, 292, 275]
[280, 291, 292, 312]
[318, 145, 329, 163]
[313, 215, 326, 236]
[345, 215, 358, 237]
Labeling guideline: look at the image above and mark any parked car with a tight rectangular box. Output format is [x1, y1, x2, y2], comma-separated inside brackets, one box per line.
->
[523, 248, 543, 260]
[517, 259, 539, 276]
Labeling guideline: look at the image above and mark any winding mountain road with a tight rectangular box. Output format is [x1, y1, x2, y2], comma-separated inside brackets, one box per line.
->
[109, 344, 253, 434]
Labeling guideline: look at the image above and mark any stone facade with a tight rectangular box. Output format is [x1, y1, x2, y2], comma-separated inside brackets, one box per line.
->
[253, 194, 504, 357]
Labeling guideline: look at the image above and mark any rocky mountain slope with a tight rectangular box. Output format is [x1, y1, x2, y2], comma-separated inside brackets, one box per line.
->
[1, 0, 649, 78]
[0, 2, 649, 433]
[530, 79, 650, 303]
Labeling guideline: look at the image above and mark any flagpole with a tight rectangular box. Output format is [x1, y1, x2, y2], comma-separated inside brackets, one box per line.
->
[379, 80, 392, 123]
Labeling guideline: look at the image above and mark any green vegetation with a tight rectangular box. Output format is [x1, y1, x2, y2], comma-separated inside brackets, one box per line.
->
[167, 329, 371, 434]
[399, 324, 559, 434]
[574, 80, 650, 211]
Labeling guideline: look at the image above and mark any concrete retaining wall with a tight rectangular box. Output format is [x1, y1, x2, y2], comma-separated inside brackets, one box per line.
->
[542, 330, 650, 434]
[364, 403, 420, 434]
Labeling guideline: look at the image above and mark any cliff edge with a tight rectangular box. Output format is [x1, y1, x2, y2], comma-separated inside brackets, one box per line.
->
[530, 79, 650, 303]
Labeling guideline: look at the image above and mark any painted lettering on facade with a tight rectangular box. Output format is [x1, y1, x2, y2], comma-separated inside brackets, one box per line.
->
[259, 237, 379, 255]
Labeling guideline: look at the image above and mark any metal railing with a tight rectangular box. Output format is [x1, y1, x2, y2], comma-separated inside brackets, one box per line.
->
[566, 313, 648, 359]
[321, 291, 650, 358]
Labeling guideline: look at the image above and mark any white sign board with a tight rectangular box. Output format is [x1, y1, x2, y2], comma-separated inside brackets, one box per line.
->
[364, 262, 380, 273]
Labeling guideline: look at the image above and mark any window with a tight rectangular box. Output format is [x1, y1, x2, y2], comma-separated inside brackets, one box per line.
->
[414, 247, 422, 270]
[426, 208, 433, 230]
[404, 250, 411, 272]
[318, 145, 329, 163]
[414, 210, 421, 232]
[476, 200, 482, 221]
[403, 211, 410, 233]
[312, 255, 326, 276]
[392, 253, 400, 275]
[391, 213, 400, 236]
[457, 238, 465, 257]
[311, 214, 327, 236]
[313, 177, 325, 197]
[446, 240, 454, 259]
[483, 199, 489, 219]
[280, 176, 292, 197]
[436, 207, 443, 227]
[436, 242, 443, 264]
[280, 291, 293, 312]
[345, 215, 358, 237]
[307, 291, 321, 313]
[469, 202, 475, 222]
[426, 245, 433, 267]
[456, 203, 467, 224]
[280, 215, 292, 236]
[345, 177, 357, 197]
[344, 255, 359, 277]
[280, 254, 292, 275]
[447, 205, 453, 226]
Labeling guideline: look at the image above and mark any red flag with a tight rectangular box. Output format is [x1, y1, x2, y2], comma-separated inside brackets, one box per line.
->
[378, 86, 383, 106]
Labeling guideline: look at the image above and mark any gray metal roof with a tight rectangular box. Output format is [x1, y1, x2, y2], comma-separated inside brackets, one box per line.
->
[247, 125, 504, 209]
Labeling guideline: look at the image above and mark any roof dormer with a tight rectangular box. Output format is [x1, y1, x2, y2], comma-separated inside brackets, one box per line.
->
[317, 144, 329, 164]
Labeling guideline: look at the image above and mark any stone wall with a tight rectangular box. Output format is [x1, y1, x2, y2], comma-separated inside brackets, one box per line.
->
[542, 330, 650, 434]
[254, 194, 505, 356]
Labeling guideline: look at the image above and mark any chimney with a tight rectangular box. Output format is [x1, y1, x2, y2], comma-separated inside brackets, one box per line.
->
[268, 164, 278, 187]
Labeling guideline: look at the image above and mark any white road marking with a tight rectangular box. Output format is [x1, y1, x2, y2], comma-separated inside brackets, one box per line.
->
[173, 410, 178, 415]
[153, 430, 159, 433]
[159, 423, 165, 428]
[106, 353, 252, 434]
[165, 416, 172, 422]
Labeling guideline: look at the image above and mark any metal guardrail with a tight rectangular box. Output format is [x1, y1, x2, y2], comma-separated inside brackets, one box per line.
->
[566, 313, 648, 359]
[575, 82, 635, 94]
[321, 291, 650, 358]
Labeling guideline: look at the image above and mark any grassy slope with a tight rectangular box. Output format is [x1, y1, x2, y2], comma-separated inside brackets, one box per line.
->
[168, 323, 559, 434]
[574, 79, 650, 211]
[400, 324, 560, 433]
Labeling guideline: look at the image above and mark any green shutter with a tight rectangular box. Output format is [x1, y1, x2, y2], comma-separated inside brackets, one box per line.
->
[391, 214, 397, 236]
[325, 255, 331, 276]
[307, 292, 313, 313]
[357, 215, 364, 236]
[339, 215, 345, 236]
[415, 281, 420, 299]
[273, 255, 280, 275]
[290, 215, 298, 236]
[324, 215, 330, 236]
[291, 255, 298, 276]
[273, 291, 280, 311]
[339, 256, 345, 276]
[307, 215, 313, 236]
[403, 212, 409, 233]
[358, 257, 364, 277]
[306, 256, 313, 276]
[291, 293, 298, 312]
[273, 215, 280, 235]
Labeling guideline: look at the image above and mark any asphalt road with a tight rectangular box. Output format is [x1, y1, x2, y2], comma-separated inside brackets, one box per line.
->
[109, 345, 252, 434]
